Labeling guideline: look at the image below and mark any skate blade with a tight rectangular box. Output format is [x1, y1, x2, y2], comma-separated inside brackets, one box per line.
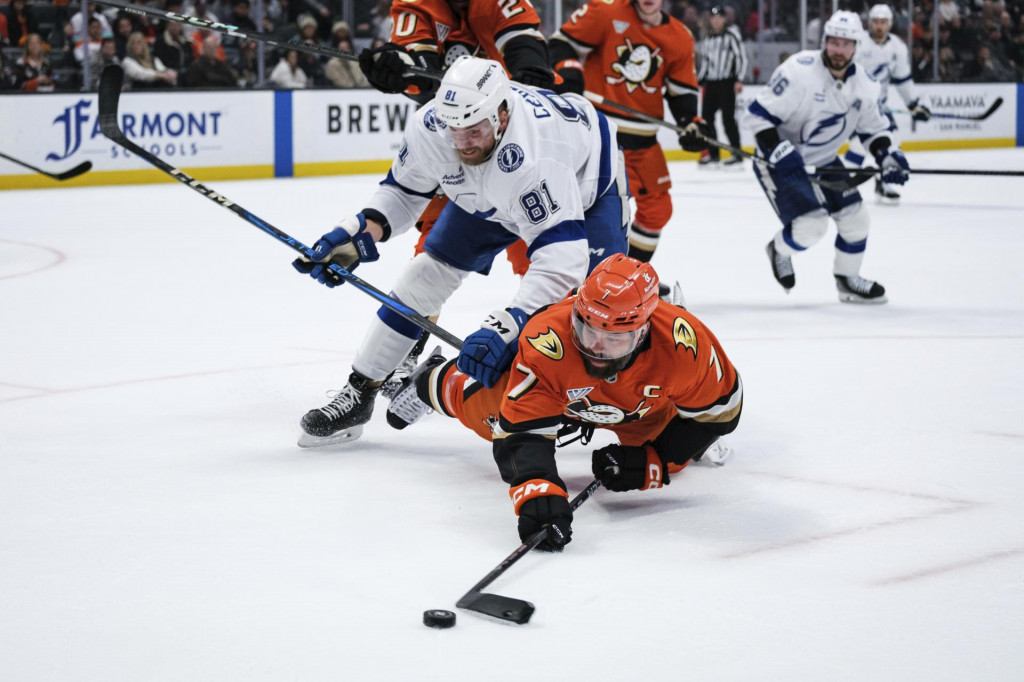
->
[701, 441, 733, 466]
[838, 293, 888, 305]
[296, 425, 364, 448]
[721, 163, 745, 172]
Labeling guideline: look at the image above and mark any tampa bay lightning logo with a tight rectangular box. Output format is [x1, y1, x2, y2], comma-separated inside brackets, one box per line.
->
[497, 143, 525, 173]
[801, 112, 848, 147]
[423, 107, 439, 132]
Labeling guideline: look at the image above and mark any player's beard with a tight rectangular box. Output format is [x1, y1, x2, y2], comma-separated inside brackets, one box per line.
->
[581, 354, 633, 380]
[823, 51, 851, 72]
[456, 143, 492, 166]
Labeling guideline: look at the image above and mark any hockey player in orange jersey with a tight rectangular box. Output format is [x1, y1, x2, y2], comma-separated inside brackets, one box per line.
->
[386, 255, 743, 550]
[550, 0, 713, 262]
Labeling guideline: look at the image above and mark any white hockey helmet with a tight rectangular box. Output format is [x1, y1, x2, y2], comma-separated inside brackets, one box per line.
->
[823, 10, 864, 44]
[434, 55, 511, 138]
[868, 4, 894, 22]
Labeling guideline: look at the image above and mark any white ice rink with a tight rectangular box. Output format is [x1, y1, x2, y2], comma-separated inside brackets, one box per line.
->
[2, 149, 1023, 681]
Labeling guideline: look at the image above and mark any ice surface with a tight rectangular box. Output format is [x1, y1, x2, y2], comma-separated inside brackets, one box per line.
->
[2, 149, 1023, 681]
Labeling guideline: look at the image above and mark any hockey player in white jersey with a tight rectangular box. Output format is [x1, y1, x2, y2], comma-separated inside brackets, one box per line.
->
[291, 55, 629, 446]
[848, 3, 931, 203]
[745, 10, 910, 304]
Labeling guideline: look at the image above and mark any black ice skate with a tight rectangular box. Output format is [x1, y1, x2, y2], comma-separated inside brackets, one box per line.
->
[721, 155, 744, 171]
[874, 178, 900, 204]
[835, 274, 887, 304]
[380, 333, 431, 400]
[698, 154, 720, 169]
[386, 347, 447, 430]
[297, 372, 381, 447]
[766, 240, 796, 291]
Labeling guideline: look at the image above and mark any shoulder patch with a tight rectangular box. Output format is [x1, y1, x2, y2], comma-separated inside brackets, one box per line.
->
[672, 317, 698, 358]
[797, 56, 814, 65]
[528, 327, 564, 360]
[497, 143, 525, 173]
[423, 107, 439, 132]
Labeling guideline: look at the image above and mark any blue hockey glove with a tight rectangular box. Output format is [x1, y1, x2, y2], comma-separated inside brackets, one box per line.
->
[765, 139, 807, 185]
[457, 307, 529, 388]
[292, 214, 379, 288]
[878, 147, 910, 186]
[908, 98, 931, 122]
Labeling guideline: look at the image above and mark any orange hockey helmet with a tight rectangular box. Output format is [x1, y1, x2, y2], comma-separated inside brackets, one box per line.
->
[572, 255, 660, 361]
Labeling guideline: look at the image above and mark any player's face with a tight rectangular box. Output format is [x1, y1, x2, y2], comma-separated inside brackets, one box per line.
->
[823, 36, 856, 72]
[870, 18, 890, 40]
[634, 0, 663, 19]
[448, 119, 496, 165]
[572, 313, 648, 379]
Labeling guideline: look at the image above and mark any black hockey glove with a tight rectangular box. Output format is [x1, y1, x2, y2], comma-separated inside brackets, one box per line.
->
[511, 65, 555, 89]
[592, 443, 668, 492]
[513, 480, 573, 551]
[678, 117, 714, 152]
[358, 42, 419, 94]
[907, 98, 932, 122]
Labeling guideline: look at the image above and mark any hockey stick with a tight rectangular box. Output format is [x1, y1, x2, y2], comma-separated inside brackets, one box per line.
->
[581, 91, 853, 191]
[890, 96, 1003, 121]
[91, 0, 442, 80]
[97, 65, 462, 350]
[456, 478, 602, 625]
[0, 151, 92, 181]
[815, 166, 1024, 178]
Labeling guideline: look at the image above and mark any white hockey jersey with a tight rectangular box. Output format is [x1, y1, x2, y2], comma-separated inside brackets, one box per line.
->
[744, 50, 891, 167]
[855, 33, 918, 108]
[366, 86, 619, 314]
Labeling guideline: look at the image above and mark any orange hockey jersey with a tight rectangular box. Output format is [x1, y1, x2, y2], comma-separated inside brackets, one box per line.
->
[389, 0, 544, 67]
[554, 0, 698, 137]
[496, 296, 742, 449]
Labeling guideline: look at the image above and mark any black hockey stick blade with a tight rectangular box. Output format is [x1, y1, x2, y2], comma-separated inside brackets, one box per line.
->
[456, 591, 535, 624]
[97, 64, 463, 350]
[0, 151, 91, 181]
[455, 479, 602, 625]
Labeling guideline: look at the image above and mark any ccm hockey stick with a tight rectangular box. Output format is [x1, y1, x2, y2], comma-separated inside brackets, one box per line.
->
[91, 0, 442, 80]
[97, 65, 462, 350]
[891, 96, 1003, 121]
[581, 91, 858, 191]
[0, 151, 91, 181]
[815, 165, 1024, 178]
[456, 478, 602, 625]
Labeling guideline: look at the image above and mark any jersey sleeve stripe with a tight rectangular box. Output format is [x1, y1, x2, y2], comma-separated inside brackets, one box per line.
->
[525, 219, 587, 260]
[381, 170, 439, 199]
[675, 375, 743, 418]
[748, 100, 783, 126]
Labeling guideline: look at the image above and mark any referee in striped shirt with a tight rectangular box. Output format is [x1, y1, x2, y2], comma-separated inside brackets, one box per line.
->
[697, 6, 748, 168]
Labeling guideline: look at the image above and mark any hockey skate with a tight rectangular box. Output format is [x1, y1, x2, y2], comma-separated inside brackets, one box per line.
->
[698, 154, 720, 169]
[765, 240, 795, 291]
[386, 347, 447, 430]
[658, 281, 687, 308]
[380, 334, 430, 400]
[693, 439, 733, 467]
[874, 178, 900, 205]
[297, 372, 381, 448]
[835, 275, 887, 304]
[721, 155, 744, 171]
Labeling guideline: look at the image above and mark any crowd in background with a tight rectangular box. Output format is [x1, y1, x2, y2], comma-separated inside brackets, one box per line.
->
[1, 0, 1022, 92]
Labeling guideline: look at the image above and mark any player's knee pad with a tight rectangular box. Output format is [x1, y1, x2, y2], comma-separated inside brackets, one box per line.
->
[785, 209, 829, 250]
[833, 201, 870, 245]
[392, 252, 468, 316]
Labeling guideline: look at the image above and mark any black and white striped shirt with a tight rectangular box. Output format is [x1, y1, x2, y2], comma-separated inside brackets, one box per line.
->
[697, 25, 748, 82]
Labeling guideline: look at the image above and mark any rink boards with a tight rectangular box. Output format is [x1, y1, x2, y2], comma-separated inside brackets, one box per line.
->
[0, 82, 1020, 190]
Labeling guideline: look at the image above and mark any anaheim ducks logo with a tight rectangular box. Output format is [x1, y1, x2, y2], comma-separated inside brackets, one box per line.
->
[673, 317, 698, 358]
[565, 395, 652, 425]
[527, 328, 563, 360]
[607, 39, 663, 94]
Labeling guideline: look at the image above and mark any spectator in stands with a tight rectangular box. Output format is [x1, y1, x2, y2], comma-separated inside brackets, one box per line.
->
[113, 14, 133, 59]
[0, 11, 8, 47]
[153, 17, 192, 78]
[325, 38, 368, 88]
[13, 33, 54, 92]
[327, 20, 351, 48]
[357, 0, 392, 41]
[122, 30, 177, 88]
[961, 42, 1015, 80]
[233, 38, 259, 87]
[0, 49, 17, 89]
[70, 3, 111, 43]
[74, 17, 106, 66]
[5, 0, 40, 47]
[294, 14, 325, 85]
[88, 36, 121, 89]
[268, 48, 307, 88]
[184, 33, 238, 87]
[224, 0, 256, 46]
[910, 40, 934, 82]
[937, 0, 962, 28]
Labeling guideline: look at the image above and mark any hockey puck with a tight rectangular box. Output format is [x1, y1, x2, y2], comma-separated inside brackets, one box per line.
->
[423, 609, 456, 629]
